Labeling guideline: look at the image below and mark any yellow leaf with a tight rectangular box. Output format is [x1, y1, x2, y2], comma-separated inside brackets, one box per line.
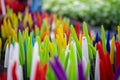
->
[1, 25, 6, 38]
[23, 13, 28, 27]
[110, 36, 115, 64]
[3, 37, 11, 51]
[0, 38, 2, 53]
[3, 19, 8, 37]
[49, 41, 53, 57]
[28, 13, 33, 29]
[79, 34, 82, 46]
[118, 26, 120, 42]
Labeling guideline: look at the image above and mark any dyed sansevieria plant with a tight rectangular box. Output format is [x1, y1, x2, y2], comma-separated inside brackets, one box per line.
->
[0, 7, 120, 80]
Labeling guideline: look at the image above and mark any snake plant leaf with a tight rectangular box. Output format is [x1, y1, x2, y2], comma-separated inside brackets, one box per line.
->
[18, 31, 25, 65]
[110, 36, 115, 64]
[101, 25, 106, 54]
[71, 25, 82, 60]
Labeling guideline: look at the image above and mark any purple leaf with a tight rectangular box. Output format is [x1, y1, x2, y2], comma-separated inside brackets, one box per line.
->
[78, 61, 86, 80]
[26, 22, 29, 28]
[114, 64, 120, 80]
[49, 56, 67, 80]
[18, 22, 24, 32]
[50, 61, 64, 80]
[54, 56, 67, 80]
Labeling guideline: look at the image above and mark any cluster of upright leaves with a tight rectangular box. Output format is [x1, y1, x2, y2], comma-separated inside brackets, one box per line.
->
[1, 8, 99, 80]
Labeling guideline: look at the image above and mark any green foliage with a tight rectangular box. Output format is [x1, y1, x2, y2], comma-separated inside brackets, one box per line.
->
[42, 0, 120, 29]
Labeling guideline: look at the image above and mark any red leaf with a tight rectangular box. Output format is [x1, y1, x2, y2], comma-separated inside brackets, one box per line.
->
[36, 13, 42, 29]
[106, 53, 114, 80]
[1, 73, 7, 80]
[100, 59, 106, 80]
[75, 22, 80, 39]
[42, 63, 48, 77]
[10, 1, 26, 13]
[34, 62, 47, 80]
[97, 42, 105, 60]
[12, 62, 18, 80]
[115, 42, 120, 69]
[34, 62, 41, 80]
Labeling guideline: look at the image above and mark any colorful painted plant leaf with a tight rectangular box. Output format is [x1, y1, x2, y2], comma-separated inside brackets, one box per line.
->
[118, 26, 120, 42]
[106, 31, 110, 53]
[50, 56, 67, 80]
[26, 33, 33, 77]
[101, 25, 106, 54]
[110, 36, 115, 64]
[83, 22, 91, 43]
[71, 25, 82, 60]
[68, 41, 78, 80]
[78, 61, 86, 80]
[18, 31, 25, 65]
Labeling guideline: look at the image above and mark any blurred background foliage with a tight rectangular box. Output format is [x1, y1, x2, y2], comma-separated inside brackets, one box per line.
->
[42, 0, 120, 29]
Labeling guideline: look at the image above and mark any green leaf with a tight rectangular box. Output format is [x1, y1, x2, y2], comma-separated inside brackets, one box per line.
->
[71, 25, 82, 60]
[83, 22, 94, 60]
[88, 43, 96, 57]
[7, 7, 13, 18]
[35, 25, 39, 36]
[68, 42, 77, 80]
[26, 33, 33, 77]
[36, 36, 41, 60]
[52, 40, 58, 56]
[88, 46, 93, 60]
[39, 20, 47, 38]
[85, 61, 90, 79]
[64, 52, 69, 70]
[48, 63, 56, 80]
[83, 22, 91, 43]
[25, 28, 29, 46]
[101, 25, 106, 54]
[18, 12, 22, 22]
[59, 48, 65, 66]
[45, 36, 49, 61]
[39, 36, 49, 65]
[18, 31, 25, 65]
[118, 76, 120, 80]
